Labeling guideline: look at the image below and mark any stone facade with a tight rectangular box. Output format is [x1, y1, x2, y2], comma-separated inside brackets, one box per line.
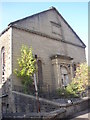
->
[9, 7, 86, 92]
[0, 7, 86, 115]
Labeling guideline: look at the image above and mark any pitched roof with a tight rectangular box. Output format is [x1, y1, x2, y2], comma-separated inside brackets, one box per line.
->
[2, 7, 86, 47]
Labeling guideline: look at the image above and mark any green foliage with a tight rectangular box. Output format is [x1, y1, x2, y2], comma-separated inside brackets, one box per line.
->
[72, 62, 88, 94]
[57, 87, 78, 98]
[65, 82, 79, 97]
[58, 62, 88, 98]
[14, 45, 36, 93]
[88, 66, 90, 86]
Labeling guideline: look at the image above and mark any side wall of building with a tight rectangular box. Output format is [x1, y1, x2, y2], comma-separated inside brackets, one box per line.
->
[12, 27, 86, 93]
[0, 28, 15, 116]
[0, 28, 12, 83]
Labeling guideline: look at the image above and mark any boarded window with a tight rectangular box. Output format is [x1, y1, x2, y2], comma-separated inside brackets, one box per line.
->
[37, 60, 43, 91]
[51, 21, 62, 36]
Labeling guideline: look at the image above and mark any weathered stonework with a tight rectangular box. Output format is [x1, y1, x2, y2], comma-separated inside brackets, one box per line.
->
[0, 85, 2, 120]
[2, 91, 90, 119]
[0, 28, 11, 83]
[0, 7, 86, 117]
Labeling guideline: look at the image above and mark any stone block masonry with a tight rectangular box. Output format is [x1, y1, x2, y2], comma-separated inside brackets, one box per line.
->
[0, 87, 2, 120]
[2, 91, 90, 120]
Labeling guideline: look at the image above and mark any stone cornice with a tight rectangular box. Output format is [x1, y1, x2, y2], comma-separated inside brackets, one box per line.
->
[51, 54, 73, 60]
[11, 25, 85, 48]
[0, 25, 85, 49]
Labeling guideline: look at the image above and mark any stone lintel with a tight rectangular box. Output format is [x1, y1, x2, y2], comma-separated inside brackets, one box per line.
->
[51, 54, 73, 60]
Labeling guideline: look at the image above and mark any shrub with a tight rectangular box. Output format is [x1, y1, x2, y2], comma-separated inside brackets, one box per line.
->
[72, 62, 88, 95]
[14, 45, 36, 93]
[57, 87, 78, 98]
[57, 62, 88, 98]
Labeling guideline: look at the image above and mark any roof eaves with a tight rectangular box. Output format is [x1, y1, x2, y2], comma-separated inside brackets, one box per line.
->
[0, 26, 11, 37]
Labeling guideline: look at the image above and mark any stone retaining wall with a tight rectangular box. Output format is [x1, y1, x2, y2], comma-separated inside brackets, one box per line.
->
[2, 91, 90, 119]
[12, 91, 60, 113]
[0, 87, 2, 120]
[54, 97, 90, 119]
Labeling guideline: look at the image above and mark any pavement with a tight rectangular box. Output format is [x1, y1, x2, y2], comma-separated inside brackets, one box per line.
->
[70, 108, 90, 120]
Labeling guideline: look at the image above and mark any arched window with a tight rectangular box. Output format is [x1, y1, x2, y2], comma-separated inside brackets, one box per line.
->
[73, 64, 76, 71]
[37, 60, 43, 91]
[1, 47, 5, 82]
[73, 63, 76, 77]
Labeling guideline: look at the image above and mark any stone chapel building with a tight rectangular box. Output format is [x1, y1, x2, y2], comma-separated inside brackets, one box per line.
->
[0, 6, 86, 107]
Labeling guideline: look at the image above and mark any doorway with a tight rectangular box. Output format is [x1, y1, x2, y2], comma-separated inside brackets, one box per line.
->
[61, 66, 69, 88]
